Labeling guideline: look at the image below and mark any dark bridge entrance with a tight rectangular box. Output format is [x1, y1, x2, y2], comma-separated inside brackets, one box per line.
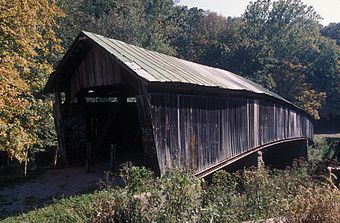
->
[61, 85, 144, 168]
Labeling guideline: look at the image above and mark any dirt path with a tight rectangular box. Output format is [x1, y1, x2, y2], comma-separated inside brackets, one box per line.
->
[0, 163, 111, 218]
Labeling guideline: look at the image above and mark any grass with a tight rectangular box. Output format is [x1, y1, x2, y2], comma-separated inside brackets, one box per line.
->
[1, 190, 113, 223]
[2, 164, 339, 223]
[1, 138, 339, 222]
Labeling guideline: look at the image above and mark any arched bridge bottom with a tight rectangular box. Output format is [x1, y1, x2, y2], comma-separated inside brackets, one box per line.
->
[196, 137, 310, 178]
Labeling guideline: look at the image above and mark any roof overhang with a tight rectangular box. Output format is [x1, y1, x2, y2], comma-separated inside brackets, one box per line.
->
[44, 32, 92, 93]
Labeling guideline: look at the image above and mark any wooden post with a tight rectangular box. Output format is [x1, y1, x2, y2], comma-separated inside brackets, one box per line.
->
[53, 89, 68, 167]
[110, 144, 117, 171]
[257, 151, 264, 168]
[120, 97, 128, 152]
[86, 143, 92, 173]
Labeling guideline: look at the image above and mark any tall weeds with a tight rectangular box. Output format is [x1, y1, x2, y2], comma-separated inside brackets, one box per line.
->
[91, 162, 339, 223]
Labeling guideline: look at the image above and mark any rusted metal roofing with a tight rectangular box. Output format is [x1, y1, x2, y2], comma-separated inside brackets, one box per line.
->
[81, 31, 289, 103]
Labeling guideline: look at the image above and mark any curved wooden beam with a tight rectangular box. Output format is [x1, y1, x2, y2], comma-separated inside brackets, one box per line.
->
[195, 137, 310, 178]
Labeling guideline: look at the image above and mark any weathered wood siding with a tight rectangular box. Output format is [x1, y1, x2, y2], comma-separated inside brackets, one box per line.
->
[149, 94, 313, 174]
[68, 46, 146, 98]
[69, 47, 120, 98]
[136, 95, 160, 174]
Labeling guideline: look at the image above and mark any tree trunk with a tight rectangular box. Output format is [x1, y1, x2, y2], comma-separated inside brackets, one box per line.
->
[52, 145, 58, 167]
[23, 149, 29, 176]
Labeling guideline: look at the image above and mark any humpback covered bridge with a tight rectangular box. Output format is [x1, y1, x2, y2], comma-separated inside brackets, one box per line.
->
[45, 31, 313, 177]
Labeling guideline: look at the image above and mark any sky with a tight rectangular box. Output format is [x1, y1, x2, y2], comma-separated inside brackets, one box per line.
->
[178, 0, 340, 25]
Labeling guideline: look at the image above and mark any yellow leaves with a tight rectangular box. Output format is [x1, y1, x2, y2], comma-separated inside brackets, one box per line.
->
[0, 0, 63, 161]
[295, 89, 327, 120]
[283, 60, 306, 70]
[274, 60, 329, 120]
[0, 122, 36, 162]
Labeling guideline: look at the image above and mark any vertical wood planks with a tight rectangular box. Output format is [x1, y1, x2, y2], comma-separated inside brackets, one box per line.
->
[149, 93, 313, 174]
[69, 47, 122, 99]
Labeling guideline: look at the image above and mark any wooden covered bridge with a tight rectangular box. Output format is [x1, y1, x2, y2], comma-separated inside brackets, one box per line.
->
[45, 31, 314, 177]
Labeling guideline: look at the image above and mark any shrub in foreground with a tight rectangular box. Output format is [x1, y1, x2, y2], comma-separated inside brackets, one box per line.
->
[3, 162, 339, 223]
[91, 163, 339, 223]
[92, 165, 201, 223]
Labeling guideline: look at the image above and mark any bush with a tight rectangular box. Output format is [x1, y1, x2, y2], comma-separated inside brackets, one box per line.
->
[201, 170, 243, 222]
[92, 166, 202, 223]
[3, 162, 339, 223]
[288, 185, 340, 223]
[91, 163, 339, 223]
[156, 169, 201, 223]
[308, 137, 332, 165]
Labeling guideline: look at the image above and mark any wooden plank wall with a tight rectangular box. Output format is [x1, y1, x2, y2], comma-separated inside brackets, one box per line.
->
[69, 47, 121, 98]
[149, 93, 313, 174]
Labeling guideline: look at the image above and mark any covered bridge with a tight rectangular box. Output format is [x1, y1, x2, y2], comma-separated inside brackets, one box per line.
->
[45, 31, 314, 177]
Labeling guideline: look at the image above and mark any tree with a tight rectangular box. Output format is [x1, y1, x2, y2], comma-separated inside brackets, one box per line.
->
[321, 22, 340, 45]
[170, 7, 209, 61]
[58, 0, 178, 54]
[222, 0, 338, 119]
[0, 0, 63, 162]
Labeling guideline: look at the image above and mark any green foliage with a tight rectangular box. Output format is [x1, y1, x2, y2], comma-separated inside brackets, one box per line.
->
[308, 137, 333, 165]
[156, 169, 201, 223]
[201, 162, 321, 223]
[164, 0, 340, 120]
[169, 7, 230, 63]
[58, 0, 177, 55]
[121, 163, 155, 196]
[93, 166, 201, 223]
[201, 170, 242, 222]
[0, 0, 63, 162]
[3, 163, 339, 223]
[2, 191, 110, 223]
[235, 0, 338, 119]
[321, 22, 340, 45]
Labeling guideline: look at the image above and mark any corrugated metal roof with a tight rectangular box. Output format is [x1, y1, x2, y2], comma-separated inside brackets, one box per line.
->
[82, 31, 290, 103]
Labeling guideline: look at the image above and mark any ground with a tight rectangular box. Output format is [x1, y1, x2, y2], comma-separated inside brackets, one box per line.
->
[315, 133, 340, 139]
[0, 162, 112, 219]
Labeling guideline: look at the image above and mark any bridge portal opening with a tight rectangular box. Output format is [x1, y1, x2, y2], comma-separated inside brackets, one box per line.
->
[62, 85, 144, 168]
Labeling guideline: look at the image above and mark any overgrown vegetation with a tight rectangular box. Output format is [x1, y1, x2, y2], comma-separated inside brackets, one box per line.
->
[3, 139, 339, 223]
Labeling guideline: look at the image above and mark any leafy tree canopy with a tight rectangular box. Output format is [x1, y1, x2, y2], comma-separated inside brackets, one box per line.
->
[321, 22, 340, 45]
[58, 0, 177, 55]
[180, 0, 339, 119]
[0, 0, 63, 161]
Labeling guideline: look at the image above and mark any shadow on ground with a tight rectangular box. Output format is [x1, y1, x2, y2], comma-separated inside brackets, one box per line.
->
[0, 162, 115, 219]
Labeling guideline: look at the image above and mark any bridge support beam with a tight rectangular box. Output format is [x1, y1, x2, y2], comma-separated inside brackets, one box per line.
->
[220, 150, 265, 172]
[257, 151, 264, 168]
